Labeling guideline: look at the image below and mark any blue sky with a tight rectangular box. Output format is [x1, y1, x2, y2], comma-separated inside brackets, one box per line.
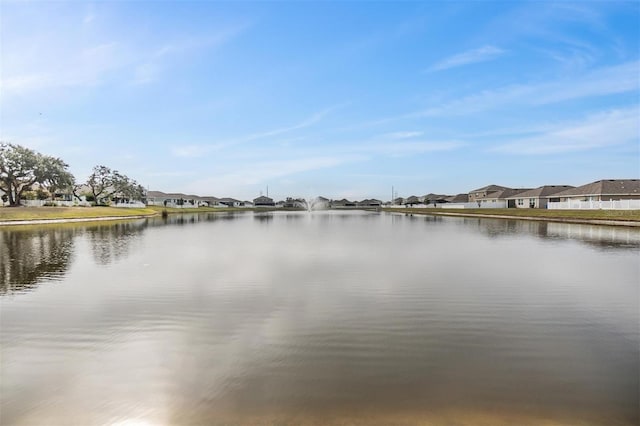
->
[1, 1, 638, 201]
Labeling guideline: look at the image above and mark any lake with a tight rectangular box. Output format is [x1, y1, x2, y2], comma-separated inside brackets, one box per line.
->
[1, 211, 638, 425]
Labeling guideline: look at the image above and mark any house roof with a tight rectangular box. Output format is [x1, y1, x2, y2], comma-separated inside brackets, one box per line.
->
[505, 185, 575, 199]
[199, 196, 220, 203]
[552, 179, 640, 198]
[445, 193, 469, 203]
[332, 198, 355, 205]
[484, 188, 532, 199]
[147, 190, 202, 199]
[423, 193, 449, 200]
[470, 184, 510, 193]
[254, 195, 274, 202]
[405, 195, 420, 202]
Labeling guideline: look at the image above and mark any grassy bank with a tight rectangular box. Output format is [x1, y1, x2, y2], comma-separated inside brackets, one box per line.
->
[384, 207, 640, 222]
[0, 206, 158, 222]
[0, 205, 285, 223]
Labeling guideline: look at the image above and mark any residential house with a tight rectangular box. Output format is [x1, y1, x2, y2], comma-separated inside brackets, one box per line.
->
[549, 179, 640, 210]
[331, 198, 356, 208]
[393, 197, 404, 206]
[198, 196, 222, 207]
[468, 185, 531, 208]
[445, 193, 469, 203]
[218, 197, 244, 207]
[357, 199, 382, 207]
[423, 193, 449, 206]
[468, 185, 510, 203]
[505, 185, 574, 209]
[254, 195, 275, 207]
[485, 188, 532, 208]
[283, 197, 307, 208]
[147, 191, 198, 208]
[404, 195, 421, 207]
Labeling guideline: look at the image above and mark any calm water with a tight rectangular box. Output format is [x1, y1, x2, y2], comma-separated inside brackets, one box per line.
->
[1, 211, 638, 425]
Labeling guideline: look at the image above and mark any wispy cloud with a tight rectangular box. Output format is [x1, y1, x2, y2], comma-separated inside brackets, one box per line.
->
[183, 154, 364, 194]
[383, 131, 423, 139]
[364, 140, 465, 157]
[428, 45, 505, 72]
[171, 105, 343, 158]
[416, 61, 639, 117]
[492, 107, 639, 154]
[1, 8, 251, 95]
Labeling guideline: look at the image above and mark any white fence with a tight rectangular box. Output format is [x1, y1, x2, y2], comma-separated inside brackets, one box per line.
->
[147, 201, 199, 208]
[15, 200, 146, 208]
[113, 201, 146, 208]
[548, 199, 640, 210]
[437, 201, 507, 209]
[20, 200, 92, 207]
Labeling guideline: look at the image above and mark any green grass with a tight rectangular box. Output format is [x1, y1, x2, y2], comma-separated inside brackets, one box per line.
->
[383, 207, 640, 222]
[0, 205, 303, 223]
[0, 206, 158, 222]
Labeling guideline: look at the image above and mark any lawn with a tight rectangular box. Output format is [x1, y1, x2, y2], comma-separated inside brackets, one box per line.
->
[383, 207, 640, 222]
[0, 206, 158, 222]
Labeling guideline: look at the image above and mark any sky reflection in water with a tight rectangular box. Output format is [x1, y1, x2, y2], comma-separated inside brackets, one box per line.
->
[1, 211, 638, 425]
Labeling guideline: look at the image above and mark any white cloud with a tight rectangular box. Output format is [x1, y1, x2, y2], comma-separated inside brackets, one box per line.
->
[1, 10, 251, 95]
[418, 61, 639, 117]
[83, 14, 95, 25]
[170, 105, 341, 157]
[428, 45, 505, 72]
[183, 155, 364, 195]
[383, 131, 423, 139]
[365, 140, 465, 157]
[132, 63, 160, 85]
[492, 107, 639, 154]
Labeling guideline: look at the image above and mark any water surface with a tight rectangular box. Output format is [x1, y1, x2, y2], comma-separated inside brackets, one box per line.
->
[1, 211, 638, 425]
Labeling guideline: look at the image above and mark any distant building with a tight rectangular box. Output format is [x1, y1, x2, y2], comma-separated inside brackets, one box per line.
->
[331, 198, 356, 208]
[468, 185, 510, 203]
[218, 197, 244, 207]
[468, 185, 531, 208]
[358, 199, 382, 207]
[445, 193, 469, 203]
[505, 185, 574, 209]
[553, 179, 640, 202]
[253, 195, 275, 207]
[422, 193, 449, 206]
[549, 179, 640, 210]
[147, 191, 199, 208]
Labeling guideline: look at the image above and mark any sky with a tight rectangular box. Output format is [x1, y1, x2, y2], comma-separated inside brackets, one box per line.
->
[1, 1, 639, 201]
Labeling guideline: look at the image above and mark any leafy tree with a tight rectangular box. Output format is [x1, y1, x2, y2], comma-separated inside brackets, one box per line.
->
[86, 165, 145, 205]
[87, 165, 120, 205]
[0, 143, 73, 207]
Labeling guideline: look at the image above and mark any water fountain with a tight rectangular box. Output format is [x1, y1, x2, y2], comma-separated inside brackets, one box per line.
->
[304, 197, 329, 212]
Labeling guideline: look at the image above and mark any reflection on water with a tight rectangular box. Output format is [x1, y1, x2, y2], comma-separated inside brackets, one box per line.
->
[86, 220, 148, 265]
[0, 227, 76, 294]
[454, 216, 640, 250]
[1, 211, 638, 425]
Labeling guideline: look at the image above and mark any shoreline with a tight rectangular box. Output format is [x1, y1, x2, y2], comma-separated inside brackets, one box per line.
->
[383, 208, 640, 228]
[0, 214, 157, 227]
[1, 207, 639, 228]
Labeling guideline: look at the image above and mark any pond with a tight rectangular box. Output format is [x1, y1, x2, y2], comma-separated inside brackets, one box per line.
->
[1, 211, 638, 425]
